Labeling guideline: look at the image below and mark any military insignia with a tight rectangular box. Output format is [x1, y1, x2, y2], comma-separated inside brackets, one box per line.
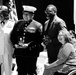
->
[26, 27, 36, 33]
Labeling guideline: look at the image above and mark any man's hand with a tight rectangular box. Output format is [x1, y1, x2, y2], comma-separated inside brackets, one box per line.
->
[14, 44, 19, 48]
[43, 35, 52, 46]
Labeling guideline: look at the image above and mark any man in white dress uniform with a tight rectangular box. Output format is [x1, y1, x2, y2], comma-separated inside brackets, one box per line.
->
[0, 5, 15, 75]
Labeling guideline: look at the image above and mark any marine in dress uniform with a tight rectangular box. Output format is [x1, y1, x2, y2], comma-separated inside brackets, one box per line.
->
[10, 5, 43, 75]
[0, 5, 15, 75]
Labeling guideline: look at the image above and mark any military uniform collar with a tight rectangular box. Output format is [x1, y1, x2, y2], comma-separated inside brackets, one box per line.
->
[24, 19, 32, 24]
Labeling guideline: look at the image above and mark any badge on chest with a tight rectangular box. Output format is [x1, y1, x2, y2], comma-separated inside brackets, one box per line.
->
[26, 27, 36, 33]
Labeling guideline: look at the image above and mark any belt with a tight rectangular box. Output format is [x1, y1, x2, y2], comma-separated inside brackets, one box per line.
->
[14, 41, 32, 48]
[14, 43, 29, 49]
[14, 44, 37, 51]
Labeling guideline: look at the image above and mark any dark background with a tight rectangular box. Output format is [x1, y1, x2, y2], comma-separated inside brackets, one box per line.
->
[3, 0, 74, 31]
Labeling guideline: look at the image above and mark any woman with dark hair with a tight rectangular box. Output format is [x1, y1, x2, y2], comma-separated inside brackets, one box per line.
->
[43, 30, 76, 75]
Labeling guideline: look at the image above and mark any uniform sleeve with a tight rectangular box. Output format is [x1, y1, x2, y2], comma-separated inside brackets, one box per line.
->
[37, 24, 43, 44]
[10, 21, 19, 46]
[28, 23, 43, 51]
[39, 23, 43, 32]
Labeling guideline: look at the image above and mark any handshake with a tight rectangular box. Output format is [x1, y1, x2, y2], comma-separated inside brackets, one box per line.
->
[43, 35, 52, 46]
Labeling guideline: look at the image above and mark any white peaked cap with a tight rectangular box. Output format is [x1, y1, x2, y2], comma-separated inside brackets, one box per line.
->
[22, 5, 37, 13]
[0, 5, 8, 12]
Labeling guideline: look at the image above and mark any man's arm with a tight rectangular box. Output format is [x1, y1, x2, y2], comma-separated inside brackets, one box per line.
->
[10, 21, 19, 46]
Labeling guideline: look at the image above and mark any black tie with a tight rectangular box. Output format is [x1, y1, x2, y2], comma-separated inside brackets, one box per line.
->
[44, 20, 51, 35]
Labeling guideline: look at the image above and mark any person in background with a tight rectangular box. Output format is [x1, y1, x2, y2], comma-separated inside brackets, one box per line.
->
[69, 30, 76, 48]
[43, 4, 67, 66]
[44, 30, 76, 75]
[10, 5, 43, 75]
[43, 4, 67, 75]
[0, 5, 15, 75]
[69, 30, 76, 39]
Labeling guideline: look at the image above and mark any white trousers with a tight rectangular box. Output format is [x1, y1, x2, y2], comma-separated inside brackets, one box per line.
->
[1, 54, 12, 75]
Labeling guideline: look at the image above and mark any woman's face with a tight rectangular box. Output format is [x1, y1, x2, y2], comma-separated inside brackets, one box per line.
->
[58, 35, 65, 44]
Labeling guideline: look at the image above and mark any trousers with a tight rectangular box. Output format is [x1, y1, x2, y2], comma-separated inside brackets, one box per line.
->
[16, 55, 37, 75]
[1, 54, 12, 75]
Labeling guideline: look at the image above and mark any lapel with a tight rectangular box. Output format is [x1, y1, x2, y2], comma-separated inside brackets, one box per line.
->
[46, 15, 58, 31]
[45, 20, 49, 31]
[45, 17, 56, 33]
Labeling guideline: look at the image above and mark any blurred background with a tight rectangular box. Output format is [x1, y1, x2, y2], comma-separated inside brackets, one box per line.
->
[3, 0, 74, 31]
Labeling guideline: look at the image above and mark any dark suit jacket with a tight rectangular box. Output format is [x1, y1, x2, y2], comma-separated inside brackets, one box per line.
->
[44, 15, 67, 63]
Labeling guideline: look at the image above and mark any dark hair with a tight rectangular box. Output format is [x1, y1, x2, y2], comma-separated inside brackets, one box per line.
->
[69, 30, 76, 38]
[45, 4, 57, 14]
[1, 10, 9, 20]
